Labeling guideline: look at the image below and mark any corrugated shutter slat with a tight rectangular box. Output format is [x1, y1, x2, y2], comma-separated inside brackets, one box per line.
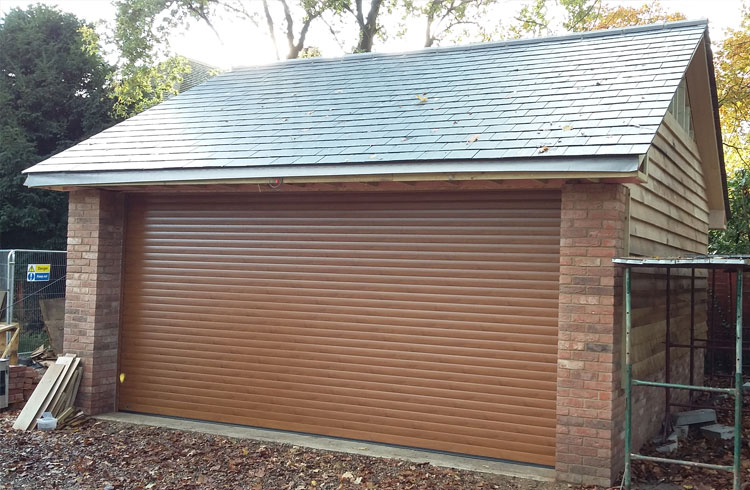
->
[119, 190, 560, 466]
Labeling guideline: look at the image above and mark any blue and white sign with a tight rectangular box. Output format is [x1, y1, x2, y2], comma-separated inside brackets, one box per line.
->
[26, 264, 51, 282]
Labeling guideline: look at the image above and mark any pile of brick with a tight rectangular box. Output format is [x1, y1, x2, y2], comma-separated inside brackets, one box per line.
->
[8, 365, 43, 408]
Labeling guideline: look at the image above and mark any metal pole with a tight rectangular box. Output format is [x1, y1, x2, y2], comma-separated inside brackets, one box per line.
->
[6, 250, 14, 324]
[690, 268, 695, 405]
[665, 268, 671, 438]
[710, 270, 717, 378]
[624, 267, 633, 490]
[733, 270, 743, 490]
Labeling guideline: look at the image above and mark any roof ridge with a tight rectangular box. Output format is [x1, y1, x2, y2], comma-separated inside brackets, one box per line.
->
[231, 19, 708, 71]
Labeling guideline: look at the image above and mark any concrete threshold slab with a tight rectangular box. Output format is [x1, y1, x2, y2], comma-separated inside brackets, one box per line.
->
[95, 412, 555, 483]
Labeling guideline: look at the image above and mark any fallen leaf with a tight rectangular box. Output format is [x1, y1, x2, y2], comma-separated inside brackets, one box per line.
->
[467, 134, 480, 144]
[561, 124, 573, 131]
[416, 94, 428, 104]
[342, 471, 354, 480]
[119, 373, 125, 383]
[538, 145, 549, 153]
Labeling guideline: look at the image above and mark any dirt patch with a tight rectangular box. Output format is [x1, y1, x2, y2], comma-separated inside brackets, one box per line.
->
[0, 410, 575, 490]
[632, 382, 750, 489]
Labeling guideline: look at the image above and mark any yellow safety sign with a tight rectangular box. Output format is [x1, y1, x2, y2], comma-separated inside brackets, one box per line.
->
[27, 264, 51, 281]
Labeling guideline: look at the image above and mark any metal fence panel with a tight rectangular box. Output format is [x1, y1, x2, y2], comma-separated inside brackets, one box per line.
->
[1, 250, 66, 354]
[0, 250, 9, 294]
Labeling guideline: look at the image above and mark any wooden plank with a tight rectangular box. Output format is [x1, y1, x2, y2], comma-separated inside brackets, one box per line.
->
[0, 323, 20, 364]
[13, 363, 65, 430]
[39, 298, 65, 354]
[49, 357, 80, 416]
[35, 356, 75, 427]
[56, 407, 75, 427]
[62, 366, 83, 412]
[60, 365, 82, 413]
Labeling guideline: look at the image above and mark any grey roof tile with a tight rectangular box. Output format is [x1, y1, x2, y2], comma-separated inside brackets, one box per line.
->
[25, 20, 708, 182]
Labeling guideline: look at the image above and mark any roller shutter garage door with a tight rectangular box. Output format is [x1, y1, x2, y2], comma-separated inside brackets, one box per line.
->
[118, 190, 561, 466]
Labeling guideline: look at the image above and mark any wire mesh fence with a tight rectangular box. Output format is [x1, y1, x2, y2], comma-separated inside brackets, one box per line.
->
[0, 250, 67, 354]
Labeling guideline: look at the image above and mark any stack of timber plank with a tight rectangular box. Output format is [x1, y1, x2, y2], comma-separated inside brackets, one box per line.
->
[12, 354, 83, 431]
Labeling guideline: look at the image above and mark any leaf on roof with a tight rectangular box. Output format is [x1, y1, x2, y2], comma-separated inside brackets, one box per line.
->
[467, 134, 480, 144]
[416, 94, 429, 104]
[562, 124, 574, 131]
[538, 145, 550, 153]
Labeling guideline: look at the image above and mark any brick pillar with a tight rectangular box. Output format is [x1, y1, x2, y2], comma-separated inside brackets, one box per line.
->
[556, 183, 629, 486]
[64, 189, 125, 415]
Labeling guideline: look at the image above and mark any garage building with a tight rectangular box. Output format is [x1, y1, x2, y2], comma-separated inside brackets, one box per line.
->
[24, 20, 728, 486]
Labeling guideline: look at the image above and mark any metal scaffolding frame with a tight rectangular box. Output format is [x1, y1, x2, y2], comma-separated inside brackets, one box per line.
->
[614, 255, 750, 490]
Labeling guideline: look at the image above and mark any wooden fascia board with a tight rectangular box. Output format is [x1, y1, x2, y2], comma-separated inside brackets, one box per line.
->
[42, 170, 645, 192]
[686, 35, 728, 229]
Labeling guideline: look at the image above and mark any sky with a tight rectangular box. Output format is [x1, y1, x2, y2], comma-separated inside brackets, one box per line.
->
[0, 0, 745, 69]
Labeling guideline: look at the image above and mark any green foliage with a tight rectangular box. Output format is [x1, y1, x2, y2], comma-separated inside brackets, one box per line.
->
[403, 0, 496, 47]
[558, 0, 600, 32]
[711, 7, 750, 253]
[0, 5, 116, 249]
[507, 0, 549, 38]
[0, 6, 115, 156]
[112, 0, 194, 117]
[299, 46, 322, 57]
[710, 168, 750, 254]
[715, 7, 750, 175]
[113, 0, 340, 66]
[0, 125, 68, 249]
[111, 56, 190, 118]
[581, 1, 685, 31]
[506, 0, 684, 38]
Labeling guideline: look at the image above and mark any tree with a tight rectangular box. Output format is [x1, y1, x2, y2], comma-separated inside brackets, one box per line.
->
[114, 0, 342, 63]
[505, 0, 684, 38]
[507, 0, 550, 38]
[404, 0, 495, 48]
[710, 168, 750, 254]
[343, 0, 389, 52]
[715, 8, 750, 174]
[0, 5, 116, 249]
[577, 1, 685, 31]
[709, 7, 750, 253]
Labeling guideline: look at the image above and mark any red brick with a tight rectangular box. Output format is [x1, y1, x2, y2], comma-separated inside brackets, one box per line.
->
[64, 190, 124, 415]
[556, 183, 627, 487]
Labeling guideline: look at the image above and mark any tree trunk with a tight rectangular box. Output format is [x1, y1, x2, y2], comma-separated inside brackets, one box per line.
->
[261, 0, 280, 60]
[424, 15, 435, 47]
[355, 0, 383, 52]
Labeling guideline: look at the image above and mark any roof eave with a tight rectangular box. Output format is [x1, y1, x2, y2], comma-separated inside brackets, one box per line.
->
[24, 156, 643, 189]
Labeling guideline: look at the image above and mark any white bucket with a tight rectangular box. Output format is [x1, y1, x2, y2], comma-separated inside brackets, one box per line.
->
[37, 411, 57, 430]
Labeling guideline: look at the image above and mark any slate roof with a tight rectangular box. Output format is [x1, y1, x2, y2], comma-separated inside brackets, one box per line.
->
[25, 20, 709, 187]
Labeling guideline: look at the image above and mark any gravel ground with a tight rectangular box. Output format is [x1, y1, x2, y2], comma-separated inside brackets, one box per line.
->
[0, 409, 576, 490]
